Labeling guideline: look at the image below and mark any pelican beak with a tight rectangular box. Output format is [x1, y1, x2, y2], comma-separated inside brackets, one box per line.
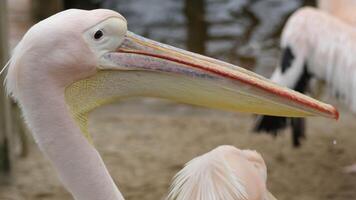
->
[267, 191, 278, 200]
[96, 31, 338, 118]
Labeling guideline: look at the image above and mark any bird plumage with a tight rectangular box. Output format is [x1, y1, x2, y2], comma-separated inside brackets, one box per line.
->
[317, 0, 356, 25]
[168, 145, 273, 200]
[254, 5, 356, 146]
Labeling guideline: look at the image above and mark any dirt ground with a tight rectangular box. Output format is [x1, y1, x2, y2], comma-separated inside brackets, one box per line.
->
[1, 97, 356, 200]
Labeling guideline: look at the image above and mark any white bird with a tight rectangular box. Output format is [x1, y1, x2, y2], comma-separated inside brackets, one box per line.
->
[318, 0, 356, 173]
[317, 0, 356, 26]
[254, 3, 356, 147]
[168, 145, 277, 200]
[3, 9, 337, 200]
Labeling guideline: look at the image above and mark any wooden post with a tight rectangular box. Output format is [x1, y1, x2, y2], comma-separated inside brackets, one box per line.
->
[31, 0, 104, 21]
[31, 0, 63, 21]
[0, 0, 13, 175]
[184, 0, 207, 54]
[303, 0, 317, 6]
[63, 0, 101, 9]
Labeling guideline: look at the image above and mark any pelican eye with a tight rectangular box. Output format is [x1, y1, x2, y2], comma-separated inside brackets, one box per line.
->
[94, 30, 104, 40]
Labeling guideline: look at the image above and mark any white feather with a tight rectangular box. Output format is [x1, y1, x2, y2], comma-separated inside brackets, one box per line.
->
[0, 59, 11, 76]
[167, 146, 251, 200]
[274, 7, 356, 112]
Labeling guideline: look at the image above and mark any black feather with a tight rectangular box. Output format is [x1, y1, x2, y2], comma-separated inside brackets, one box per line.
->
[252, 46, 312, 147]
[291, 118, 306, 147]
[281, 46, 295, 73]
[253, 116, 288, 136]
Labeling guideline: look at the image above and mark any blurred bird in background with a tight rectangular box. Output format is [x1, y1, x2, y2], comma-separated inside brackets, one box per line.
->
[253, 0, 356, 147]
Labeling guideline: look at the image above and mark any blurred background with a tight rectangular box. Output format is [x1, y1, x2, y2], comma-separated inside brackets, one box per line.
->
[0, 0, 356, 200]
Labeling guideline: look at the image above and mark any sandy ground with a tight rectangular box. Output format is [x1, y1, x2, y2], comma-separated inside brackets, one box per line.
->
[1, 97, 356, 200]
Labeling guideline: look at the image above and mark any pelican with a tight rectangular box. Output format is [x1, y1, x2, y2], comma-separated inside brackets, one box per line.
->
[3, 9, 338, 200]
[253, 4, 356, 147]
[168, 145, 277, 200]
[168, 145, 275, 200]
[317, 0, 356, 25]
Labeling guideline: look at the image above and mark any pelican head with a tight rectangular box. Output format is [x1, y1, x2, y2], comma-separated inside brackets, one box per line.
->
[6, 9, 339, 141]
[168, 145, 277, 200]
[6, 9, 338, 129]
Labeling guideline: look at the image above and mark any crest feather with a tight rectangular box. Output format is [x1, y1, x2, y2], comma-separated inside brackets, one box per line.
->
[167, 146, 248, 200]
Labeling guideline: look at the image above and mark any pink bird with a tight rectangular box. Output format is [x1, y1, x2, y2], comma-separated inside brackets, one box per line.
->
[318, 0, 356, 25]
[254, 1, 356, 147]
[2, 9, 337, 200]
[168, 145, 277, 200]
[319, 0, 356, 175]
